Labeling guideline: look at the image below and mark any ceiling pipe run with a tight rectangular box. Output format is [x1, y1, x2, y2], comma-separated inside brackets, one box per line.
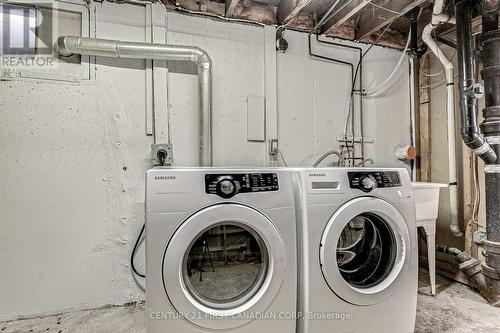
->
[55, 36, 213, 166]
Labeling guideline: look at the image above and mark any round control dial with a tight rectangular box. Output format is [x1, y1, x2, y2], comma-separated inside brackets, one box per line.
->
[216, 178, 238, 198]
[359, 175, 377, 192]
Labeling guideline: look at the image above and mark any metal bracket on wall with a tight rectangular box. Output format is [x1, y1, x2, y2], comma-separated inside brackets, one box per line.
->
[473, 230, 487, 244]
[269, 139, 279, 164]
[336, 136, 375, 144]
[151, 143, 173, 166]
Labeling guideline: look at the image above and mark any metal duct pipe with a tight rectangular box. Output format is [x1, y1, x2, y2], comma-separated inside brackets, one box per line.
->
[55, 36, 213, 166]
[455, 1, 497, 164]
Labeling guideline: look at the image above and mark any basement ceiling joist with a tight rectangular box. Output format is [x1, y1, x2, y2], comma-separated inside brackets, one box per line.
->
[277, 0, 311, 25]
[225, 0, 240, 17]
[355, 0, 428, 40]
[161, 0, 430, 48]
[320, 0, 371, 34]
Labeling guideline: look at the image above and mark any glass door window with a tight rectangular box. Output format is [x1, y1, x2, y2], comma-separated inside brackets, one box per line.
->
[183, 224, 268, 309]
[320, 197, 410, 305]
[162, 204, 286, 329]
[337, 213, 397, 289]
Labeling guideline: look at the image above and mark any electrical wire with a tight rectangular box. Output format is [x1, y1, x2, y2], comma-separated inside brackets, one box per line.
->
[278, 148, 288, 167]
[419, 80, 447, 89]
[423, 71, 444, 77]
[362, 31, 411, 96]
[131, 223, 146, 278]
[471, 155, 482, 228]
[370, 2, 401, 15]
[419, 51, 457, 78]
[351, 21, 394, 96]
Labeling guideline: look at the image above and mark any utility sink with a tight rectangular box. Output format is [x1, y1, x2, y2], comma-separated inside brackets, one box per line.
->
[411, 182, 447, 295]
[411, 182, 448, 222]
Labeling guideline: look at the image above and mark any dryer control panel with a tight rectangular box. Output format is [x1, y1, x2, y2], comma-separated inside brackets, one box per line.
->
[205, 173, 279, 198]
[348, 171, 401, 192]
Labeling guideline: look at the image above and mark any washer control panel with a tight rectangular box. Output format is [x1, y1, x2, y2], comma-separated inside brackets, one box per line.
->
[205, 173, 279, 198]
[348, 171, 401, 192]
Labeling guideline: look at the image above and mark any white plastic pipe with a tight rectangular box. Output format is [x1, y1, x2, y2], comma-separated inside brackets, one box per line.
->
[421, 1, 462, 237]
[55, 36, 213, 166]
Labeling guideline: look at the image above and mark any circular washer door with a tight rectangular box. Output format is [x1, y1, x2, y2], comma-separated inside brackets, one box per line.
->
[320, 197, 410, 306]
[163, 203, 286, 330]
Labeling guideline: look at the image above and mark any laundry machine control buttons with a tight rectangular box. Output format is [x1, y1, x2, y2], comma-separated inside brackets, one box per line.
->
[218, 179, 237, 196]
[348, 171, 401, 192]
[205, 173, 279, 198]
[359, 175, 376, 192]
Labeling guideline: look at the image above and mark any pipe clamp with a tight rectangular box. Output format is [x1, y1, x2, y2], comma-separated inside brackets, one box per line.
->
[485, 165, 500, 173]
[484, 239, 500, 254]
[486, 136, 500, 144]
[473, 142, 492, 155]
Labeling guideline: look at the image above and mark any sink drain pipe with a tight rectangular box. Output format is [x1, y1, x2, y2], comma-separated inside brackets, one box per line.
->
[55, 36, 213, 166]
[422, 0, 461, 236]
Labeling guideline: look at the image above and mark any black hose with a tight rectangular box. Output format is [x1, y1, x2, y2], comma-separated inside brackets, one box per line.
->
[436, 245, 473, 264]
[131, 223, 146, 278]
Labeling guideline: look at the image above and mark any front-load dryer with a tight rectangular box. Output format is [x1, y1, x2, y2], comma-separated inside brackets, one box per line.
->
[146, 167, 297, 333]
[295, 168, 417, 333]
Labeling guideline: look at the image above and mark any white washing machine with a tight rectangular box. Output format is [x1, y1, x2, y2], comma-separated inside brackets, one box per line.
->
[295, 168, 417, 333]
[145, 167, 297, 333]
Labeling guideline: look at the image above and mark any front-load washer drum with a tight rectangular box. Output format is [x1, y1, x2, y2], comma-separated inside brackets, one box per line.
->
[162, 203, 286, 330]
[320, 197, 410, 306]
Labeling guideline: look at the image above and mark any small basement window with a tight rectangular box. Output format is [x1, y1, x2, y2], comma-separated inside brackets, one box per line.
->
[0, 1, 91, 82]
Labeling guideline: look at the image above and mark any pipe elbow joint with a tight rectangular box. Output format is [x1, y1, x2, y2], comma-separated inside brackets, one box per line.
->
[462, 132, 498, 163]
[192, 48, 212, 72]
[422, 26, 433, 44]
[54, 36, 75, 57]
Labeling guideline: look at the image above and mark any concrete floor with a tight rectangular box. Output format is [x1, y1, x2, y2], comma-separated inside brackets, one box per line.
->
[2, 270, 500, 333]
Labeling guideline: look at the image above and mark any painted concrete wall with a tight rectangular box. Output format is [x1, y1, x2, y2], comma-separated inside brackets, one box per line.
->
[0, 2, 412, 321]
[277, 32, 412, 167]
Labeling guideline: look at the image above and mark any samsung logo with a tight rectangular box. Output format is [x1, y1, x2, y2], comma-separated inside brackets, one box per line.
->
[309, 173, 326, 177]
[155, 176, 176, 181]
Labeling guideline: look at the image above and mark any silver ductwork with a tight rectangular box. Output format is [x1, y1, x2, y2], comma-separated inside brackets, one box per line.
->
[55, 36, 213, 166]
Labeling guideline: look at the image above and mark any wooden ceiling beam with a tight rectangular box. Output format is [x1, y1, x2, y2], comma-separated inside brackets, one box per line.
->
[225, 0, 240, 17]
[320, 0, 371, 34]
[356, 0, 426, 41]
[277, 0, 311, 25]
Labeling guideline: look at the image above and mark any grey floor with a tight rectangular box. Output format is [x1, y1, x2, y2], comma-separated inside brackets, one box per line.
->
[2, 269, 500, 333]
